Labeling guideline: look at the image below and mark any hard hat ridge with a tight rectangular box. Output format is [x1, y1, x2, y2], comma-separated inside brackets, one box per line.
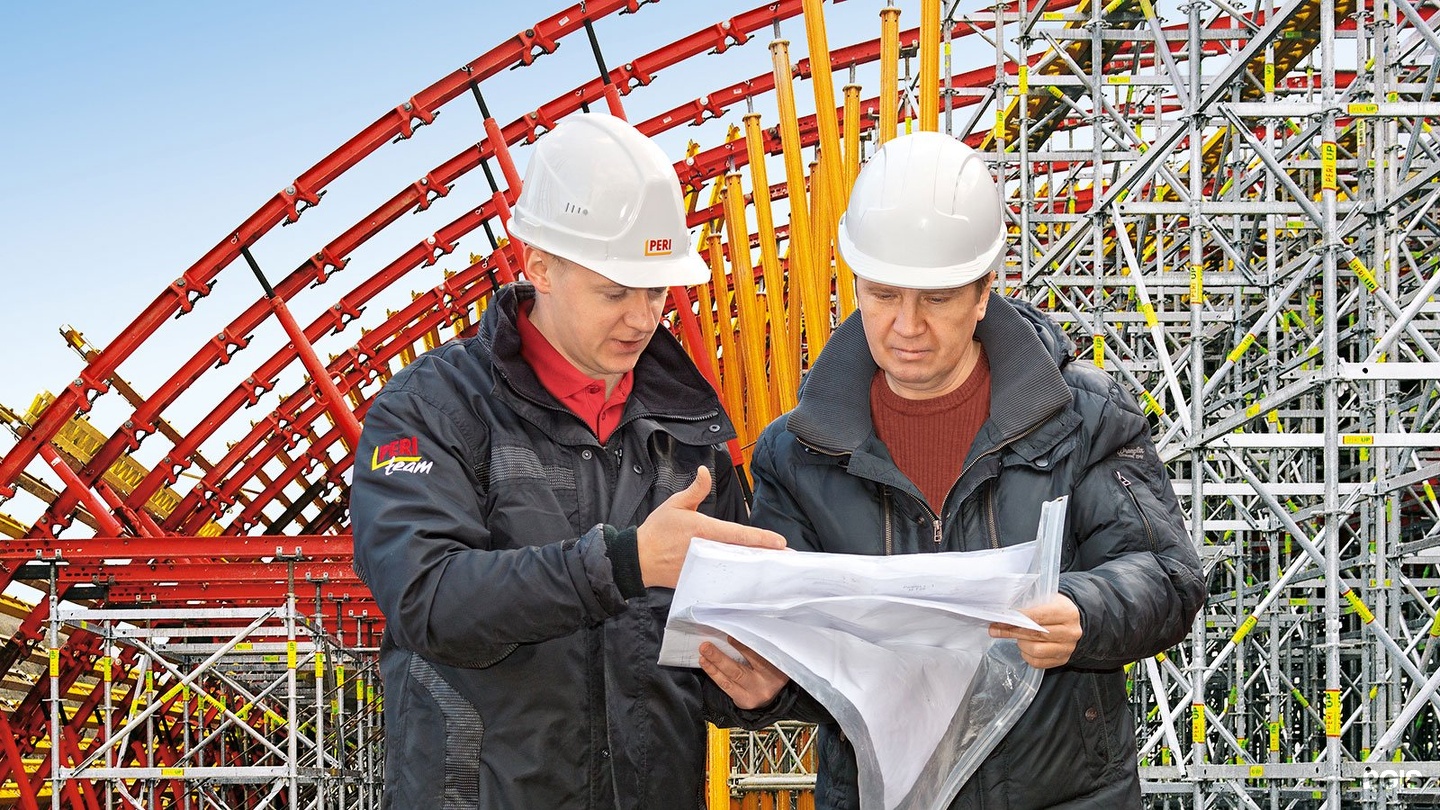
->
[509, 113, 709, 287]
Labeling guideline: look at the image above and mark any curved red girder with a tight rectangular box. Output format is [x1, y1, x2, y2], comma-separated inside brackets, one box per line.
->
[0, 0, 656, 498]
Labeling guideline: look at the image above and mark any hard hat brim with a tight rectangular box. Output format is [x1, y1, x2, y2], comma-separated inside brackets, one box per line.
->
[836, 215, 1003, 290]
[586, 250, 712, 288]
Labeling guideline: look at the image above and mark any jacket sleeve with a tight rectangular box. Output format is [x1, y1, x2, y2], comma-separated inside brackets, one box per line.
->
[1058, 373, 1207, 670]
[351, 382, 628, 669]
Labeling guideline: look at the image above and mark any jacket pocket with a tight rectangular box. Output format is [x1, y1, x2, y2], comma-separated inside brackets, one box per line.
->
[383, 651, 487, 809]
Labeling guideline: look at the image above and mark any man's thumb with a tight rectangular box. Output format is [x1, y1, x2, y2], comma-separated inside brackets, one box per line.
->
[668, 466, 712, 511]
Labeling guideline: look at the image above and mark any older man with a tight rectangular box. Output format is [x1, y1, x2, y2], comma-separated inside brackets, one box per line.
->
[703, 132, 1205, 808]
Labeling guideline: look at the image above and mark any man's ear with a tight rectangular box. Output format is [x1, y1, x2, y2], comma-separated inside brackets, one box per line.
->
[973, 270, 996, 320]
[523, 245, 553, 293]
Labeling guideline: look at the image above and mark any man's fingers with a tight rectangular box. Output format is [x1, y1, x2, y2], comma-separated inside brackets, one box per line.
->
[700, 517, 787, 550]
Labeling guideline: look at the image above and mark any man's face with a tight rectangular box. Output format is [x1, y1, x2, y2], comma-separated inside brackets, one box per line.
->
[528, 251, 668, 390]
[856, 276, 990, 400]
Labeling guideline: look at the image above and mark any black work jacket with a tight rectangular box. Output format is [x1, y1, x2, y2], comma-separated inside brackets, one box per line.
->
[749, 294, 1206, 809]
[352, 282, 751, 809]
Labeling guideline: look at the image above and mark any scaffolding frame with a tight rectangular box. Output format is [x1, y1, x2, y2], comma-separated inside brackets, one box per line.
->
[41, 566, 382, 810]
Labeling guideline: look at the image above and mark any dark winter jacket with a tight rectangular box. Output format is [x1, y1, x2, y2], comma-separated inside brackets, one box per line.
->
[351, 282, 753, 809]
[749, 293, 1206, 809]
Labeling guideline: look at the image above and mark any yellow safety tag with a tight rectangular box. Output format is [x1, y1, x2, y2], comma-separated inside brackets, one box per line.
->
[1227, 333, 1257, 363]
[1343, 589, 1375, 623]
[1321, 142, 1338, 191]
[49, 649, 59, 678]
[1192, 704, 1206, 743]
[1092, 335, 1105, 368]
[1232, 615, 1258, 644]
[1324, 690, 1341, 736]
[1189, 263, 1204, 304]
[287, 641, 297, 671]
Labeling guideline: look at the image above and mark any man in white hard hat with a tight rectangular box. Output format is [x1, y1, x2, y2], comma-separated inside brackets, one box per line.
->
[703, 132, 1205, 808]
[352, 112, 786, 809]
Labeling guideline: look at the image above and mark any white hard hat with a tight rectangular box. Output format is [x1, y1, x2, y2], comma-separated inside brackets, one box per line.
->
[836, 132, 1006, 290]
[508, 113, 709, 287]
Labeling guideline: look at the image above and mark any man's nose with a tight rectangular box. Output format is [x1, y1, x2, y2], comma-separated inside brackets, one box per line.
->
[892, 297, 924, 336]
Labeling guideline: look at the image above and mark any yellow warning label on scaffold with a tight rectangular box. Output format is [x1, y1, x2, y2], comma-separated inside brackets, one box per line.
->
[1042, 10, 1065, 19]
[1324, 690, 1341, 736]
[1093, 335, 1105, 368]
[1245, 403, 1261, 418]
[48, 650, 58, 678]
[1342, 434, 1374, 446]
[161, 768, 184, 778]
[98, 656, 111, 681]
[1227, 333, 1257, 363]
[1140, 302, 1157, 327]
[315, 651, 325, 678]
[1018, 65, 1029, 95]
[1264, 63, 1275, 94]
[1348, 257, 1379, 291]
[1348, 102, 1379, 115]
[1232, 615, 1259, 644]
[1424, 480, 1438, 505]
[1321, 142, 1338, 191]
[1107, 75, 1131, 85]
[1269, 721, 1280, 751]
[1343, 589, 1375, 623]
[1192, 704, 1206, 743]
[1249, 764, 1265, 778]
[287, 641, 297, 671]
[1189, 263, 1204, 304]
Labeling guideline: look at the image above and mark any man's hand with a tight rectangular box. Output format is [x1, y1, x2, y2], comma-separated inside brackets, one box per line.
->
[989, 594, 1082, 669]
[699, 637, 789, 710]
[636, 466, 787, 588]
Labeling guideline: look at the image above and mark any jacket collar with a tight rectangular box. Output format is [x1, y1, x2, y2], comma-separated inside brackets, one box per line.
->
[477, 282, 735, 442]
[786, 292, 1074, 458]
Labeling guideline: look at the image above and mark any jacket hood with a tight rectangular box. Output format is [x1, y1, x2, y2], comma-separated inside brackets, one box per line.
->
[786, 292, 1074, 455]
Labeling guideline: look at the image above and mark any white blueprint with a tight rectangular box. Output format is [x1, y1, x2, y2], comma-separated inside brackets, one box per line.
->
[659, 503, 1064, 810]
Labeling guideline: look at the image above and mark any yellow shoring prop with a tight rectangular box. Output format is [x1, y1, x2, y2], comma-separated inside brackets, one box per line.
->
[706, 724, 731, 810]
[843, 83, 862, 196]
[723, 173, 775, 448]
[694, 248, 722, 397]
[807, 158, 836, 353]
[815, 158, 857, 321]
[771, 38, 829, 365]
[920, 0, 941, 131]
[879, 7, 901, 145]
[743, 113, 801, 411]
[802, 0, 847, 231]
[706, 233, 748, 448]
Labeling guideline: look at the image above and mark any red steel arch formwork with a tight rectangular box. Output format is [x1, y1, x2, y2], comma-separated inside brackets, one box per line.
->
[5, 0, 1440, 806]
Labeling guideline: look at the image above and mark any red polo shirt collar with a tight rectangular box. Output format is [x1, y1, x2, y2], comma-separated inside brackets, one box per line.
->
[517, 303, 633, 444]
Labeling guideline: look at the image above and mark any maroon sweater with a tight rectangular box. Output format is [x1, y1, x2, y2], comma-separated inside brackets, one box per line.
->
[870, 348, 992, 512]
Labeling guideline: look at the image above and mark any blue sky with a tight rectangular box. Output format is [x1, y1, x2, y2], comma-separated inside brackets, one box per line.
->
[0, 1, 936, 520]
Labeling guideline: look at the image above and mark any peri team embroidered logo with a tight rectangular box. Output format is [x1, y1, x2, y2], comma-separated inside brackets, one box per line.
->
[1115, 444, 1147, 461]
[643, 237, 673, 256]
[371, 436, 433, 476]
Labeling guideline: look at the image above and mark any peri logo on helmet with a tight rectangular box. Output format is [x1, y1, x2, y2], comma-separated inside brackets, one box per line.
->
[643, 238, 673, 256]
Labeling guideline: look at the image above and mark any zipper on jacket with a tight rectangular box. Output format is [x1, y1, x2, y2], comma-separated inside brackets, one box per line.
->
[882, 487, 894, 556]
[1116, 471, 1158, 551]
[933, 516, 942, 549]
[986, 482, 1000, 549]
